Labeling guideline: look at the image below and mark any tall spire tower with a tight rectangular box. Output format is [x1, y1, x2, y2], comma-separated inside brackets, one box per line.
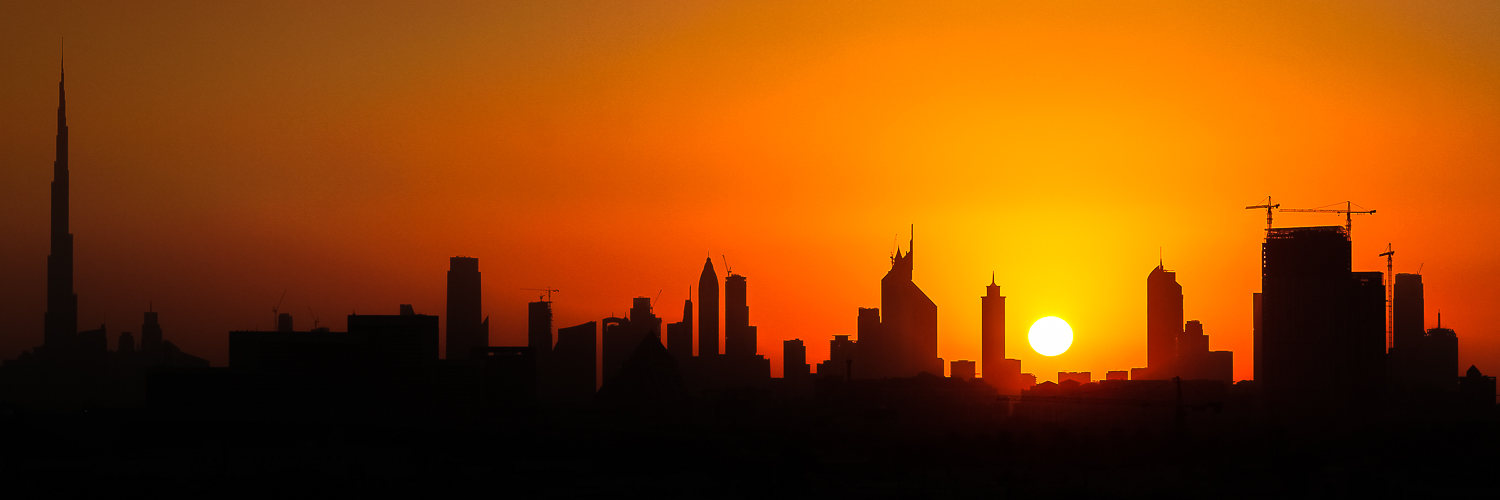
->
[43, 57, 78, 354]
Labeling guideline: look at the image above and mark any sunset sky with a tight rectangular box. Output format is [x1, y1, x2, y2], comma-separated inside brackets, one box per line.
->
[3, 1, 1498, 382]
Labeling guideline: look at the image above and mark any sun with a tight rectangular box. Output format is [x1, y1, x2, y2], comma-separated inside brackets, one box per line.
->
[1029, 316, 1074, 356]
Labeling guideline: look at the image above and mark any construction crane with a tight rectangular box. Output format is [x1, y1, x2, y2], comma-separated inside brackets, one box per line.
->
[1245, 196, 1280, 231]
[522, 287, 560, 302]
[307, 305, 320, 330]
[1279, 201, 1376, 237]
[721, 255, 732, 275]
[271, 290, 287, 331]
[1379, 244, 1394, 350]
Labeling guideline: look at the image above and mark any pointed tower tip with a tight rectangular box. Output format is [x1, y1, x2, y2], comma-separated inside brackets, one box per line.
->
[991, 272, 996, 286]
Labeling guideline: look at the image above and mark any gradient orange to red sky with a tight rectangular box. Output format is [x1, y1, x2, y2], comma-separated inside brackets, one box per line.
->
[3, 1, 1499, 382]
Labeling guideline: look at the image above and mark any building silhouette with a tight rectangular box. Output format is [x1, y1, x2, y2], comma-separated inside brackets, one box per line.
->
[979, 276, 1024, 394]
[1176, 320, 1234, 382]
[446, 256, 486, 360]
[783, 339, 809, 379]
[602, 297, 660, 383]
[529, 299, 553, 359]
[1260, 226, 1385, 417]
[858, 227, 940, 378]
[1402, 314, 1459, 394]
[1139, 262, 1183, 380]
[117, 330, 135, 354]
[1460, 365, 1495, 408]
[951, 360, 975, 381]
[42, 64, 78, 359]
[1393, 273, 1424, 349]
[816, 334, 857, 380]
[981, 275, 1005, 378]
[724, 273, 756, 358]
[666, 296, 693, 363]
[230, 305, 438, 373]
[720, 271, 770, 384]
[1252, 292, 1263, 380]
[553, 321, 598, 396]
[1389, 273, 1458, 394]
[698, 258, 719, 358]
[1059, 371, 1091, 384]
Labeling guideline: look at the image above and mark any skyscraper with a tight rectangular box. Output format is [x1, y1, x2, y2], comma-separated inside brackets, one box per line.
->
[43, 63, 77, 357]
[140, 310, 163, 363]
[1252, 292, 1263, 381]
[1144, 262, 1183, 379]
[446, 256, 484, 360]
[1261, 226, 1384, 416]
[1391, 274, 1458, 394]
[862, 226, 940, 378]
[782, 339, 808, 379]
[724, 273, 756, 357]
[666, 297, 693, 362]
[602, 297, 661, 383]
[697, 258, 719, 357]
[554, 321, 598, 396]
[528, 299, 553, 357]
[1393, 273, 1425, 353]
[981, 275, 1005, 379]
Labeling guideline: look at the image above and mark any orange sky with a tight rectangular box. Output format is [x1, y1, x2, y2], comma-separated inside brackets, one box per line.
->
[3, 1, 1499, 382]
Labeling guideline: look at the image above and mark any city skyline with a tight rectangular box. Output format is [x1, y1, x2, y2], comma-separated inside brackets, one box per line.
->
[4, 2, 1500, 383]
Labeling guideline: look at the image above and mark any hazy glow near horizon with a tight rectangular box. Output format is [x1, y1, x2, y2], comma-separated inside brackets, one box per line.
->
[1029, 316, 1074, 357]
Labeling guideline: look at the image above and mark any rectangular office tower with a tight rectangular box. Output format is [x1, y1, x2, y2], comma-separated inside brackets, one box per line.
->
[446, 257, 485, 360]
[553, 321, 598, 398]
[783, 339, 809, 379]
[666, 298, 694, 362]
[528, 300, 553, 358]
[1260, 226, 1384, 417]
[1390, 274, 1459, 393]
[724, 274, 756, 357]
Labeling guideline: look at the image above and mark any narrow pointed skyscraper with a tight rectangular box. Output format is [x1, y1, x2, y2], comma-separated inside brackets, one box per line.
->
[43, 60, 78, 356]
[697, 258, 719, 357]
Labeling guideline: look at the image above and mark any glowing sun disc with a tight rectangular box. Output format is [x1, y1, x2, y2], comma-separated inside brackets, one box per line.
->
[1029, 316, 1074, 356]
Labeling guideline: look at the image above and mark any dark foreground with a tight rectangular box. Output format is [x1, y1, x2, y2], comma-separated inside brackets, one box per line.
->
[4, 404, 1496, 498]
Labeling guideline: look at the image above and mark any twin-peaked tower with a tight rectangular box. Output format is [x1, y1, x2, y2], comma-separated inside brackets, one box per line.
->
[43, 63, 78, 356]
[857, 227, 941, 378]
